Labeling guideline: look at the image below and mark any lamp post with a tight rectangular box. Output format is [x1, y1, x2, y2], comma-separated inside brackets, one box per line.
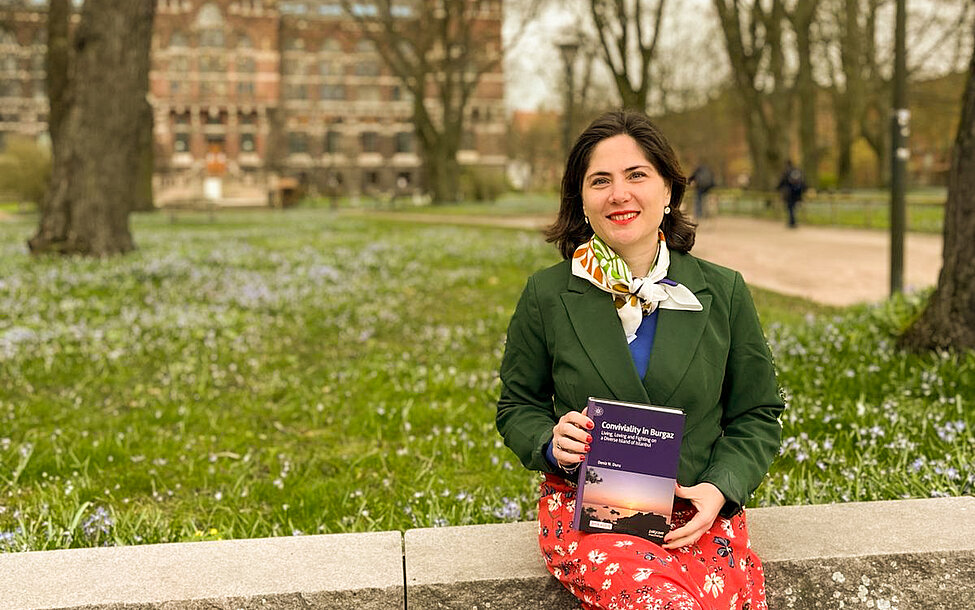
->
[890, 0, 908, 295]
[558, 37, 580, 161]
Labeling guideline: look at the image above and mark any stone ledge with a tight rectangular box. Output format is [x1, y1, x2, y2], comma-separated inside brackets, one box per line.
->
[405, 496, 975, 609]
[0, 531, 404, 610]
[3, 497, 973, 609]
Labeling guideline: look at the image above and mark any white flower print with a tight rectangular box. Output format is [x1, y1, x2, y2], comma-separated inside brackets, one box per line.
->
[739, 557, 748, 571]
[547, 493, 563, 513]
[554, 544, 565, 556]
[703, 573, 725, 597]
[633, 568, 654, 582]
[605, 562, 620, 575]
[566, 499, 576, 514]
[602, 579, 612, 590]
[721, 518, 735, 539]
[580, 564, 588, 575]
[728, 593, 739, 609]
[567, 541, 578, 555]
[614, 539, 634, 547]
[588, 550, 608, 564]
[554, 568, 562, 579]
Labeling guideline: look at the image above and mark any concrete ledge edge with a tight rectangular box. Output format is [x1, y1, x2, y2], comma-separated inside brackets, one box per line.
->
[1, 496, 972, 609]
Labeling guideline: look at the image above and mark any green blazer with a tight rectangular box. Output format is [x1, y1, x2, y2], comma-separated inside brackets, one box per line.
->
[496, 250, 784, 516]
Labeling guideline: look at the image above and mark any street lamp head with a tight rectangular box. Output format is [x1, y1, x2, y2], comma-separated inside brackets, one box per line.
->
[557, 38, 580, 67]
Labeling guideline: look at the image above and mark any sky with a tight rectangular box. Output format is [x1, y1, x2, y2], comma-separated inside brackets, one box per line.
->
[501, 0, 973, 114]
[502, 0, 721, 113]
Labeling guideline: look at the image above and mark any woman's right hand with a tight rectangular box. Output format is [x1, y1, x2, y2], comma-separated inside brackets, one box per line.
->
[552, 407, 594, 469]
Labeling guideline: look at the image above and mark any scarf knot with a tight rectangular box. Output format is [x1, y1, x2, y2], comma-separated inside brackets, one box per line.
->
[571, 234, 703, 343]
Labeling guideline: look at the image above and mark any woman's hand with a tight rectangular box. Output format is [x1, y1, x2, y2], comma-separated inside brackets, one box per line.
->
[662, 482, 725, 550]
[551, 407, 593, 470]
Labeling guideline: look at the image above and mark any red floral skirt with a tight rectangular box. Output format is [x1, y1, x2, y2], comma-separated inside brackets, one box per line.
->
[538, 474, 767, 610]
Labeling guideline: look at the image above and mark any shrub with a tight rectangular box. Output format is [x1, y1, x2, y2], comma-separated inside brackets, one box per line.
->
[0, 135, 51, 206]
[459, 167, 508, 202]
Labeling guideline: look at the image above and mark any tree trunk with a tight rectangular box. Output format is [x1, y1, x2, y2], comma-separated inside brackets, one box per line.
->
[899, 30, 975, 351]
[29, 0, 155, 256]
[833, 89, 855, 187]
[714, 0, 793, 191]
[791, 0, 820, 187]
[132, 97, 156, 212]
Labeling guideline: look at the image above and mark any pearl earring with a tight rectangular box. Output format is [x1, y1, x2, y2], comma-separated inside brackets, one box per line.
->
[584, 215, 590, 225]
[664, 206, 671, 215]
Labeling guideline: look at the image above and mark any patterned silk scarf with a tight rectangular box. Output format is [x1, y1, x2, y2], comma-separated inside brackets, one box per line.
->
[571, 233, 703, 343]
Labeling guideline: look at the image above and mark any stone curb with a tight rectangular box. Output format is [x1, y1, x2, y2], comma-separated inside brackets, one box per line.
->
[0, 531, 404, 610]
[2, 497, 973, 609]
[405, 496, 975, 609]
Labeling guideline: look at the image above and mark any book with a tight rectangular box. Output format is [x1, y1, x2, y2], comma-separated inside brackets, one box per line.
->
[571, 397, 685, 544]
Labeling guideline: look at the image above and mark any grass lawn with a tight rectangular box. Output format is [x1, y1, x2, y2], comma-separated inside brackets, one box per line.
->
[0, 208, 971, 551]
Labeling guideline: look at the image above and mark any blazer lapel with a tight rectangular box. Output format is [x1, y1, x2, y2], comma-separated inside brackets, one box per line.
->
[561, 274, 650, 404]
[645, 252, 712, 405]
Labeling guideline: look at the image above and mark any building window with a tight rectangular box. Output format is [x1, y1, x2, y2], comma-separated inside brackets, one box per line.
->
[391, 4, 413, 17]
[286, 83, 308, 99]
[319, 60, 338, 76]
[319, 84, 345, 101]
[288, 132, 308, 154]
[236, 56, 256, 73]
[360, 131, 378, 153]
[169, 31, 188, 47]
[395, 132, 413, 154]
[240, 112, 257, 125]
[324, 130, 341, 153]
[354, 61, 381, 77]
[240, 132, 255, 152]
[199, 29, 225, 48]
[0, 80, 20, 98]
[199, 55, 226, 73]
[236, 32, 254, 48]
[351, 4, 379, 18]
[174, 133, 190, 153]
[236, 81, 254, 97]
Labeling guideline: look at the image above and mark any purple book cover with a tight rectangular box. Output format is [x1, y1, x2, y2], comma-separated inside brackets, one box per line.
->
[571, 397, 685, 544]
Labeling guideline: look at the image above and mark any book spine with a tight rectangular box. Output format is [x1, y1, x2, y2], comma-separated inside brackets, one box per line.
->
[570, 398, 596, 533]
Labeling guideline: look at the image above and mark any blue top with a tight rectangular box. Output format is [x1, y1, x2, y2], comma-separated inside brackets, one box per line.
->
[544, 308, 659, 470]
[628, 308, 659, 380]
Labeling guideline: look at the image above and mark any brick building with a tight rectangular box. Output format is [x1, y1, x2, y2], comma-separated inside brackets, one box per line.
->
[0, 0, 507, 203]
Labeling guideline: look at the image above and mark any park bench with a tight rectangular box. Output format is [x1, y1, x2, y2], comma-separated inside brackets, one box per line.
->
[158, 198, 219, 223]
[1, 496, 973, 609]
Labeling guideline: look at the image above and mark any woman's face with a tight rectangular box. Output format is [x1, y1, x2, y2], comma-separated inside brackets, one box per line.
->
[581, 134, 671, 271]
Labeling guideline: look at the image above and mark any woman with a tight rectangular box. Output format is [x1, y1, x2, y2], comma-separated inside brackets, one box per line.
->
[496, 110, 784, 609]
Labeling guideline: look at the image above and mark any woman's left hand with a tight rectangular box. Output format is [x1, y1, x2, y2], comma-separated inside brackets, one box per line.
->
[661, 482, 725, 550]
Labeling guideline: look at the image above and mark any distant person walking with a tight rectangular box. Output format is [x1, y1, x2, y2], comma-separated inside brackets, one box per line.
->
[776, 160, 806, 228]
[689, 163, 715, 219]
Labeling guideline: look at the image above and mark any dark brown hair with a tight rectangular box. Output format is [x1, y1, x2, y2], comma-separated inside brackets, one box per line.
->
[545, 109, 695, 259]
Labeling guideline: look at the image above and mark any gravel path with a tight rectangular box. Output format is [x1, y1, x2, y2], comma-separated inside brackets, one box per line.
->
[362, 211, 943, 307]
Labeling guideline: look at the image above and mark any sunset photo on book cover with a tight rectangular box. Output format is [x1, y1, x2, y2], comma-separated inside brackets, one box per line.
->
[572, 398, 685, 543]
[578, 466, 675, 538]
